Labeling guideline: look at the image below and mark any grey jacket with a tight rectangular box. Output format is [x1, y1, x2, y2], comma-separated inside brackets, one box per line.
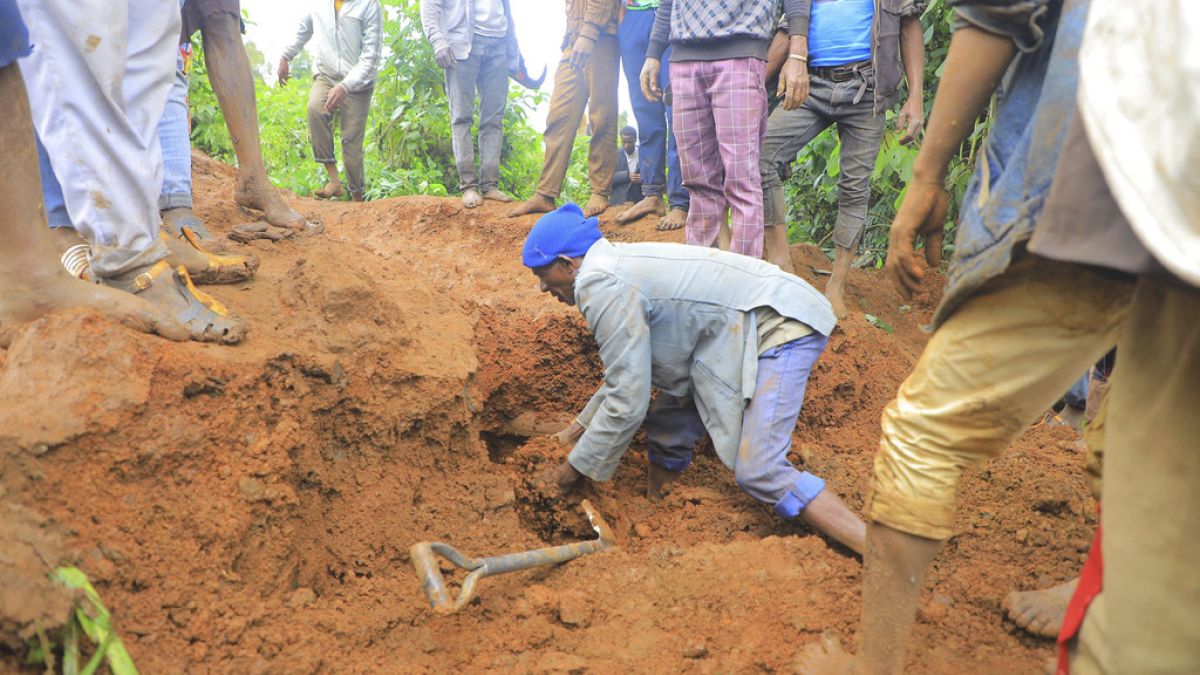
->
[567, 240, 836, 482]
[420, 0, 520, 68]
[282, 0, 383, 93]
[784, 0, 926, 115]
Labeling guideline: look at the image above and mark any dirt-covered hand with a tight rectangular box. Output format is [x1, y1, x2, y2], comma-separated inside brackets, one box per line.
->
[897, 96, 925, 144]
[778, 58, 810, 110]
[640, 58, 662, 102]
[434, 47, 456, 69]
[568, 35, 594, 71]
[324, 83, 348, 113]
[885, 179, 948, 301]
[553, 460, 583, 496]
[552, 421, 585, 448]
[277, 57, 290, 86]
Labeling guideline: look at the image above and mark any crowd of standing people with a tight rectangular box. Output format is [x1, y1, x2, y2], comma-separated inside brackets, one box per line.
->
[1, 0, 1198, 673]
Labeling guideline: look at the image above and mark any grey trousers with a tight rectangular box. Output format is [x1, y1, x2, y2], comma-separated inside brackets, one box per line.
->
[760, 70, 884, 251]
[445, 34, 509, 193]
[307, 74, 374, 197]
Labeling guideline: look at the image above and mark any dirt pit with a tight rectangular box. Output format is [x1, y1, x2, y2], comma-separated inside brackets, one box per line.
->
[0, 153, 1096, 673]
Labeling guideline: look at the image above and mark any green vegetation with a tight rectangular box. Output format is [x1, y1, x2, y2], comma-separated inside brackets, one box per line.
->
[26, 567, 138, 675]
[190, 0, 982, 263]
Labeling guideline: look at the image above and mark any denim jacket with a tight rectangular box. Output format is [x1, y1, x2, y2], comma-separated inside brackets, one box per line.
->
[566, 240, 836, 481]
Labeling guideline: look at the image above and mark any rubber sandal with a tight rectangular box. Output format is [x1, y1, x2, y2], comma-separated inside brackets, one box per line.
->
[101, 261, 247, 344]
[161, 231, 258, 285]
[228, 221, 297, 243]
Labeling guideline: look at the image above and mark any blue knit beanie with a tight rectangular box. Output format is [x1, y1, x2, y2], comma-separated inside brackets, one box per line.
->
[522, 203, 603, 268]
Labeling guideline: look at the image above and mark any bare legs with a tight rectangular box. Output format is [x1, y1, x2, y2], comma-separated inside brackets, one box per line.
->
[825, 244, 853, 319]
[765, 224, 795, 273]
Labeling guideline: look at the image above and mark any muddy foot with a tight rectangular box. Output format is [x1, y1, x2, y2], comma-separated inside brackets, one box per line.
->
[0, 267, 188, 347]
[507, 194, 556, 218]
[795, 634, 859, 675]
[314, 180, 344, 200]
[824, 282, 848, 320]
[657, 207, 686, 232]
[462, 188, 483, 209]
[234, 178, 315, 234]
[161, 232, 258, 285]
[583, 194, 609, 218]
[482, 188, 514, 203]
[1004, 578, 1078, 639]
[615, 196, 665, 225]
[646, 462, 681, 501]
[104, 262, 247, 344]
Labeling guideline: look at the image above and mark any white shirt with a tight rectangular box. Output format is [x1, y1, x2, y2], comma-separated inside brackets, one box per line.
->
[473, 0, 508, 38]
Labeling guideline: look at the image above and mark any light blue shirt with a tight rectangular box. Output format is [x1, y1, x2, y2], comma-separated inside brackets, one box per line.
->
[567, 240, 837, 482]
[808, 0, 874, 67]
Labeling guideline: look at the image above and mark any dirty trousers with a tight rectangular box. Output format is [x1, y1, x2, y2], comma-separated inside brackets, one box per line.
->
[1068, 278, 1200, 674]
[535, 34, 619, 200]
[17, 0, 178, 277]
[646, 333, 828, 518]
[307, 74, 374, 198]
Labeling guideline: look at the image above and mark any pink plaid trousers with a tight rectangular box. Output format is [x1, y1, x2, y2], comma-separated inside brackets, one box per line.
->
[670, 58, 769, 259]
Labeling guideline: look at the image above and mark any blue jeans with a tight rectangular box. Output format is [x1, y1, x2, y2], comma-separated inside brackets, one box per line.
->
[157, 48, 192, 209]
[36, 135, 71, 229]
[645, 332, 828, 519]
[618, 8, 688, 210]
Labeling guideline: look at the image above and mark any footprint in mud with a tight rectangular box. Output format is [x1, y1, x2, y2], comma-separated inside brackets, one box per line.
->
[509, 436, 616, 542]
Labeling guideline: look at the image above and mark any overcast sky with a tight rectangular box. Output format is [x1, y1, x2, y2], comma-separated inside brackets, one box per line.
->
[242, 0, 636, 132]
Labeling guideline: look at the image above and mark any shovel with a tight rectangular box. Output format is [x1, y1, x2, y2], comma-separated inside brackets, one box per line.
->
[410, 499, 615, 614]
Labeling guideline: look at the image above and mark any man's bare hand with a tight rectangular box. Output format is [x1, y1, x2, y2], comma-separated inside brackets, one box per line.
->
[896, 96, 925, 144]
[568, 35, 594, 71]
[778, 58, 810, 110]
[552, 460, 584, 496]
[434, 46, 455, 69]
[277, 57, 290, 85]
[885, 178, 948, 300]
[631, 171, 641, 184]
[553, 421, 585, 448]
[324, 83, 348, 113]
[640, 58, 662, 102]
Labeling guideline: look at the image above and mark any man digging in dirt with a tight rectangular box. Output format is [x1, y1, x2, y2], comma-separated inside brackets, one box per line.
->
[523, 204, 867, 555]
[0, 3, 189, 346]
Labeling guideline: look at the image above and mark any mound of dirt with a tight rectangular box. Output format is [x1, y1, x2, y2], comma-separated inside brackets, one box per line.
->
[0, 152, 1094, 672]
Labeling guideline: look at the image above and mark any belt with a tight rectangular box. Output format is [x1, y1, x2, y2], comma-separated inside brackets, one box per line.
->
[809, 59, 872, 82]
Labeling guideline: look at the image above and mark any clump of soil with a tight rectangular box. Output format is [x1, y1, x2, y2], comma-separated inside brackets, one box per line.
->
[0, 152, 1093, 673]
[0, 503, 73, 650]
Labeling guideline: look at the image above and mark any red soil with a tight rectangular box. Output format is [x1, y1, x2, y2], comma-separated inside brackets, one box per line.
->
[0, 154, 1095, 673]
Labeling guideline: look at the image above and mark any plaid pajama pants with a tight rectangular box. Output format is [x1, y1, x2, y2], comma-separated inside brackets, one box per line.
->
[670, 57, 768, 258]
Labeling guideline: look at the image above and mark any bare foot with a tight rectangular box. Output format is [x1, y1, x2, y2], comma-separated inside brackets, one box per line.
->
[657, 207, 686, 232]
[583, 194, 609, 218]
[1004, 578, 1078, 639]
[482, 188, 514, 203]
[615, 196, 666, 225]
[795, 634, 859, 675]
[234, 177, 316, 234]
[462, 188, 483, 209]
[314, 180, 344, 200]
[507, 193, 556, 218]
[0, 266, 188, 346]
[161, 232, 258, 285]
[646, 462, 682, 501]
[824, 281, 848, 321]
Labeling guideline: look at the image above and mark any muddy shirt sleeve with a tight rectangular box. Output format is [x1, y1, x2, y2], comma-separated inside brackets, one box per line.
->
[568, 273, 654, 482]
[949, 0, 1055, 52]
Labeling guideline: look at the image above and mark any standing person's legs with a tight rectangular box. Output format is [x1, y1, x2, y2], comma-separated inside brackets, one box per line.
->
[708, 57, 768, 259]
[616, 9, 667, 224]
[825, 99, 885, 318]
[671, 60, 724, 250]
[0, 10, 186, 344]
[660, 49, 689, 231]
[583, 33, 620, 217]
[476, 35, 512, 202]
[508, 48, 589, 217]
[734, 333, 866, 553]
[340, 85, 374, 202]
[158, 47, 211, 237]
[759, 94, 832, 273]
[1072, 279, 1200, 674]
[447, 42, 484, 206]
[193, 3, 309, 230]
[643, 394, 708, 499]
[306, 74, 341, 198]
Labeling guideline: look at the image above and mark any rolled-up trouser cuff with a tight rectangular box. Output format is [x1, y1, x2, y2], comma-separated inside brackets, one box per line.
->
[88, 239, 170, 279]
[773, 472, 826, 519]
[831, 210, 865, 251]
[648, 453, 691, 473]
[865, 485, 955, 541]
[158, 192, 193, 210]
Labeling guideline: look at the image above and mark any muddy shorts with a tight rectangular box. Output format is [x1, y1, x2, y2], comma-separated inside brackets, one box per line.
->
[180, 0, 243, 42]
[0, 0, 31, 68]
[866, 252, 1132, 541]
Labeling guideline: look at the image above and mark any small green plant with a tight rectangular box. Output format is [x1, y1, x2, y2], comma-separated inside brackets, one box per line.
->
[25, 567, 138, 675]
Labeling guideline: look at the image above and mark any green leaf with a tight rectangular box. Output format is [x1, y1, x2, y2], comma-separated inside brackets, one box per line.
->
[864, 313, 894, 334]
